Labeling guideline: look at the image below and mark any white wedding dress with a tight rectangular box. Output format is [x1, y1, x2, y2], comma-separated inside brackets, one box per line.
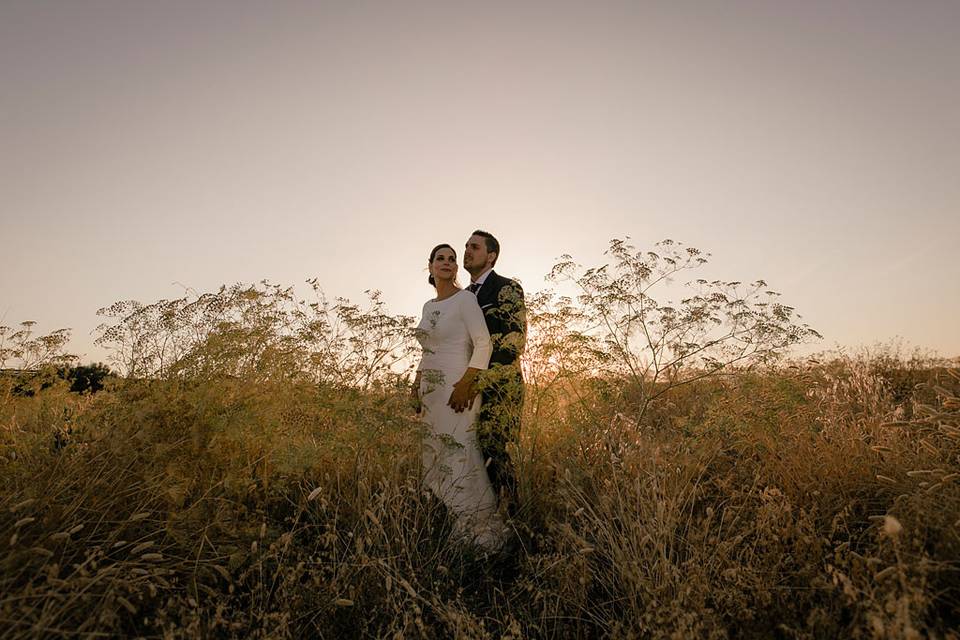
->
[415, 289, 506, 549]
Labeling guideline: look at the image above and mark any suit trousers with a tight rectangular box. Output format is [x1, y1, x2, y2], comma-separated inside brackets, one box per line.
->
[476, 366, 524, 514]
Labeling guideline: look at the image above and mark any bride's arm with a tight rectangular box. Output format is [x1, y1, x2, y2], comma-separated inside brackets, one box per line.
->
[411, 304, 430, 412]
[448, 295, 492, 412]
[464, 295, 492, 370]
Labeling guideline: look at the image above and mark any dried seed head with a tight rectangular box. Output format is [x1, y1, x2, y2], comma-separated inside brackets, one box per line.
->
[132, 541, 154, 555]
[875, 566, 897, 581]
[10, 498, 36, 513]
[882, 515, 902, 537]
[211, 564, 231, 582]
[117, 596, 137, 614]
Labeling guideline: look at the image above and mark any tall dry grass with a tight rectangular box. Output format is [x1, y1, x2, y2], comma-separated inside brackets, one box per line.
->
[2, 245, 958, 638]
[2, 351, 958, 638]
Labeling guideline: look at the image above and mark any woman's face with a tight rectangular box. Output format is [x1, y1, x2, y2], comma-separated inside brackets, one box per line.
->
[430, 247, 458, 283]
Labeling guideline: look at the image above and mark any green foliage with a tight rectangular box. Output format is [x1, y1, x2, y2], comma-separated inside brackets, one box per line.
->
[0, 322, 77, 405]
[544, 238, 821, 423]
[0, 322, 76, 372]
[95, 281, 417, 388]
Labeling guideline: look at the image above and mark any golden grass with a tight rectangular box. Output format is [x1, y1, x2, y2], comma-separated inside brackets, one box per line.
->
[1, 356, 959, 638]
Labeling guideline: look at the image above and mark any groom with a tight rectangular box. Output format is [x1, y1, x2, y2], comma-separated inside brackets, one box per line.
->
[449, 230, 526, 514]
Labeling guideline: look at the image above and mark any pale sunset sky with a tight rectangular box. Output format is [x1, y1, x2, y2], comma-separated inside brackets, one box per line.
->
[2, 1, 958, 363]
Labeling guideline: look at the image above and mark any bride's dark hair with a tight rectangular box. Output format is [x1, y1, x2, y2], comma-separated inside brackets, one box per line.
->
[428, 243, 456, 286]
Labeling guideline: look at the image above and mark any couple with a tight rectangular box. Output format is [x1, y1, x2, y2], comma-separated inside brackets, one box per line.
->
[412, 230, 526, 550]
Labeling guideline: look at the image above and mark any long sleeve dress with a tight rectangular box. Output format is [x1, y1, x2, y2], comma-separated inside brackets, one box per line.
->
[415, 289, 506, 548]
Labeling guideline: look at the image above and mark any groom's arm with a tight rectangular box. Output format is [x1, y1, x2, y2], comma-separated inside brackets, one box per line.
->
[488, 280, 526, 368]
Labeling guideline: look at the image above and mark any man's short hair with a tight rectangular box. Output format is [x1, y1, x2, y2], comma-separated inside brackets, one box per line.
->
[472, 229, 500, 266]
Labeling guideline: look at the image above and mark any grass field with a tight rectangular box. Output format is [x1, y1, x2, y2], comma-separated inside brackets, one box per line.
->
[2, 248, 958, 638]
[2, 347, 958, 638]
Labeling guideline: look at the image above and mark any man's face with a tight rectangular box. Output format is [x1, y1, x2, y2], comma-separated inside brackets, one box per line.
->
[464, 235, 494, 274]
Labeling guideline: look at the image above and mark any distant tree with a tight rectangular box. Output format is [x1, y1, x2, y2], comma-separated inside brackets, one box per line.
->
[63, 362, 113, 394]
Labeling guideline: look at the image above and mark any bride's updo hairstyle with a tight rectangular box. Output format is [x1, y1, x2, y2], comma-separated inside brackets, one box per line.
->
[428, 243, 455, 286]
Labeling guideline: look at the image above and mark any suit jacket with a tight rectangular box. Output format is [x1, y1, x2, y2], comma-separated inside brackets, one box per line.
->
[474, 270, 526, 370]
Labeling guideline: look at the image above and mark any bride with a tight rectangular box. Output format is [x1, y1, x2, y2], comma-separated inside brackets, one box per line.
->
[411, 243, 506, 549]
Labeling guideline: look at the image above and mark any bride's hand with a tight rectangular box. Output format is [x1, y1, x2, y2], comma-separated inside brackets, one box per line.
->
[447, 379, 474, 413]
[448, 367, 481, 413]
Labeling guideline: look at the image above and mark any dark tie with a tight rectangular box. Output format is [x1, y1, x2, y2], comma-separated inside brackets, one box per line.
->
[468, 282, 481, 294]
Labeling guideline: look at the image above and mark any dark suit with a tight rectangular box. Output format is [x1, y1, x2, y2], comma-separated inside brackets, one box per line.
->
[473, 270, 526, 511]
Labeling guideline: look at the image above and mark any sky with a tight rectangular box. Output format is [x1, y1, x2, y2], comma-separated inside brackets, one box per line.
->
[2, 0, 958, 364]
